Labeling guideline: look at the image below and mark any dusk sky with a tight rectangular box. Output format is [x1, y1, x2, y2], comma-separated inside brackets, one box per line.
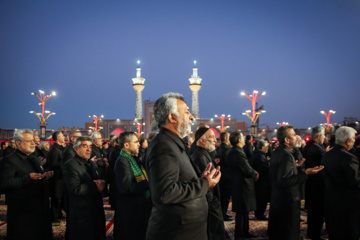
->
[1, 0, 360, 131]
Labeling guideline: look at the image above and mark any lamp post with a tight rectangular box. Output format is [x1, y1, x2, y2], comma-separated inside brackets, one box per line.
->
[89, 115, 104, 132]
[276, 122, 289, 127]
[241, 90, 266, 135]
[134, 122, 145, 137]
[214, 114, 231, 132]
[30, 90, 56, 140]
[320, 110, 336, 133]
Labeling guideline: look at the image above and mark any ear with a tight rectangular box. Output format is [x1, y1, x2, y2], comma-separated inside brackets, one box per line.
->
[168, 113, 178, 124]
[124, 142, 130, 149]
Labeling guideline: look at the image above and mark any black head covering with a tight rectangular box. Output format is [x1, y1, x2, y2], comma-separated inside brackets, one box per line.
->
[194, 127, 210, 143]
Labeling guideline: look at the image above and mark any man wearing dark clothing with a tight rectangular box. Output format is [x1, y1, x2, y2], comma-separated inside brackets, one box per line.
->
[228, 131, 258, 240]
[268, 125, 323, 240]
[90, 132, 109, 197]
[114, 132, 151, 240]
[303, 126, 327, 240]
[322, 127, 360, 240]
[62, 136, 106, 240]
[108, 141, 121, 210]
[3, 138, 16, 157]
[62, 130, 81, 239]
[40, 141, 50, 159]
[243, 135, 254, 165]
[146, 93, 221, 240]
[0, 129, 54, 240]
[31, 134, 43, 158]
[217, 131, 232, 221]
[90, 132, 108, 181]
[191, 127, 225, 240]
[62, 131, 82, 165]
[47, 131, 65, 222]
[252, 139, 270, 220]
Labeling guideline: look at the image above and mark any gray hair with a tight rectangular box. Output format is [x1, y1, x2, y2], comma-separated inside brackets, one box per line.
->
[74, 136, 92, 149]
[90, 132, 101, 140]
[196, 134, 208, 146]
[40, 141, 49, 149]
[311, 126, 325, 139]
[154, 92, 185, 128]
[14, 129, 34, 147]
[257, 139, 268, 149]
[67, 130, 80, 141]
[335, 126, 357, 145]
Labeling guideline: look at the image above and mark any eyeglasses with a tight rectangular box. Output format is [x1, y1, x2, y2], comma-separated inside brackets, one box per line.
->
[21, 139, 35, 143]
[128, 141, 139, 144]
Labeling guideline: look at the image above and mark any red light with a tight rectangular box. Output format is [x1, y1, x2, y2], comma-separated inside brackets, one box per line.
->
[305, 136, 311, 142]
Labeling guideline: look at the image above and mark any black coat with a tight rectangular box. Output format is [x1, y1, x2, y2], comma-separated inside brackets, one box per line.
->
[322, 144, 360, 240]
[91, 145, 107, 180]
[303, 140, 325, 211]
[228, 146, 257, 213]
[108, 145, 121, 209]
[47, 143, 64, 179]
[217, 143, 231, 177]
[3, 146, 16, 157]
[0, 150, 53, 240]
[268, 144, 308, 240]
[114, 154, 151, 240]
[243, 142, 254, 165]
[252, 150, 270, 203]
[62, 154, 106, 240]
[62, 143, 76, 165]
[191, 146, 225, 240]
[146, 128, 209, 240]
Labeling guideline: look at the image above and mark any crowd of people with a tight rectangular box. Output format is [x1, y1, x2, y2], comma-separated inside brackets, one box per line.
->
[0, 92, 359, 240]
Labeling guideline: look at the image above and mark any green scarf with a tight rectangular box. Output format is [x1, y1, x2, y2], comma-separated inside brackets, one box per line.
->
[120, 150, 150, 199]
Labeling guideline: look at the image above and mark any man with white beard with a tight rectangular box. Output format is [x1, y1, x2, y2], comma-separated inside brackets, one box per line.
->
[145, 92, 221, 240]
[191, 127, 226, 240]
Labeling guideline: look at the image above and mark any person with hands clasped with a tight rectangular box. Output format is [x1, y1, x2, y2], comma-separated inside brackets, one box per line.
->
[0, 129, 54, 240]
[62, 136, 106, 240]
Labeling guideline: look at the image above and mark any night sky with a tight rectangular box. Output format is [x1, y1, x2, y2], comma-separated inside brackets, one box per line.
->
[1, 0, 360, 131]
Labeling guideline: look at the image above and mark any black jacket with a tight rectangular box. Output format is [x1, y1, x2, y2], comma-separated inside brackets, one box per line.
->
[228, 146, 257, 213]
[252, 150, 270, 201]
[0, 150, 52, 240]
[62, 143, 76, 165]
[191, 146, 225, 240]
[303, 140, 325, 210]
[91, 145, 107, 180]
[62, 154, 106, 240]
[322, 144, 360, 240]
[47, 143, 64, 179]
[3, 146, 16, 157]
[146, 128, 209, 240]
[114, 154, 151, 240]
[268, 144, 308, 240]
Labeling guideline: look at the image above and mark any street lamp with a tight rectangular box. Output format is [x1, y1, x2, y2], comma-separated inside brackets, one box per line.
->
[214, 114, 231, 132]
[89, 115, 104, 132]
[134, 121, 145, 137]
[241, 90, 266, 135]
[276, 122, 289, 127]
[30, 90, 56, 140]
[320, 110, 336, 133]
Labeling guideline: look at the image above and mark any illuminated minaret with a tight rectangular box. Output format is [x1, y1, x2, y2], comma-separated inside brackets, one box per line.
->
[132, 60, 145, 119]
[189, 60, 202, 119]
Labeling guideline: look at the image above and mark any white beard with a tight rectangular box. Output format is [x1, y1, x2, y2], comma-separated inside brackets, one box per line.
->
[205, 140, 216, 152]
[177, 117, 192, 138]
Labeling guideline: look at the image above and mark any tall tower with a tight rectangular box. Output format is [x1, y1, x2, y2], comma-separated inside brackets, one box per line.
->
[189, 60, 202, 119]
[132, 60, 145, 120]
